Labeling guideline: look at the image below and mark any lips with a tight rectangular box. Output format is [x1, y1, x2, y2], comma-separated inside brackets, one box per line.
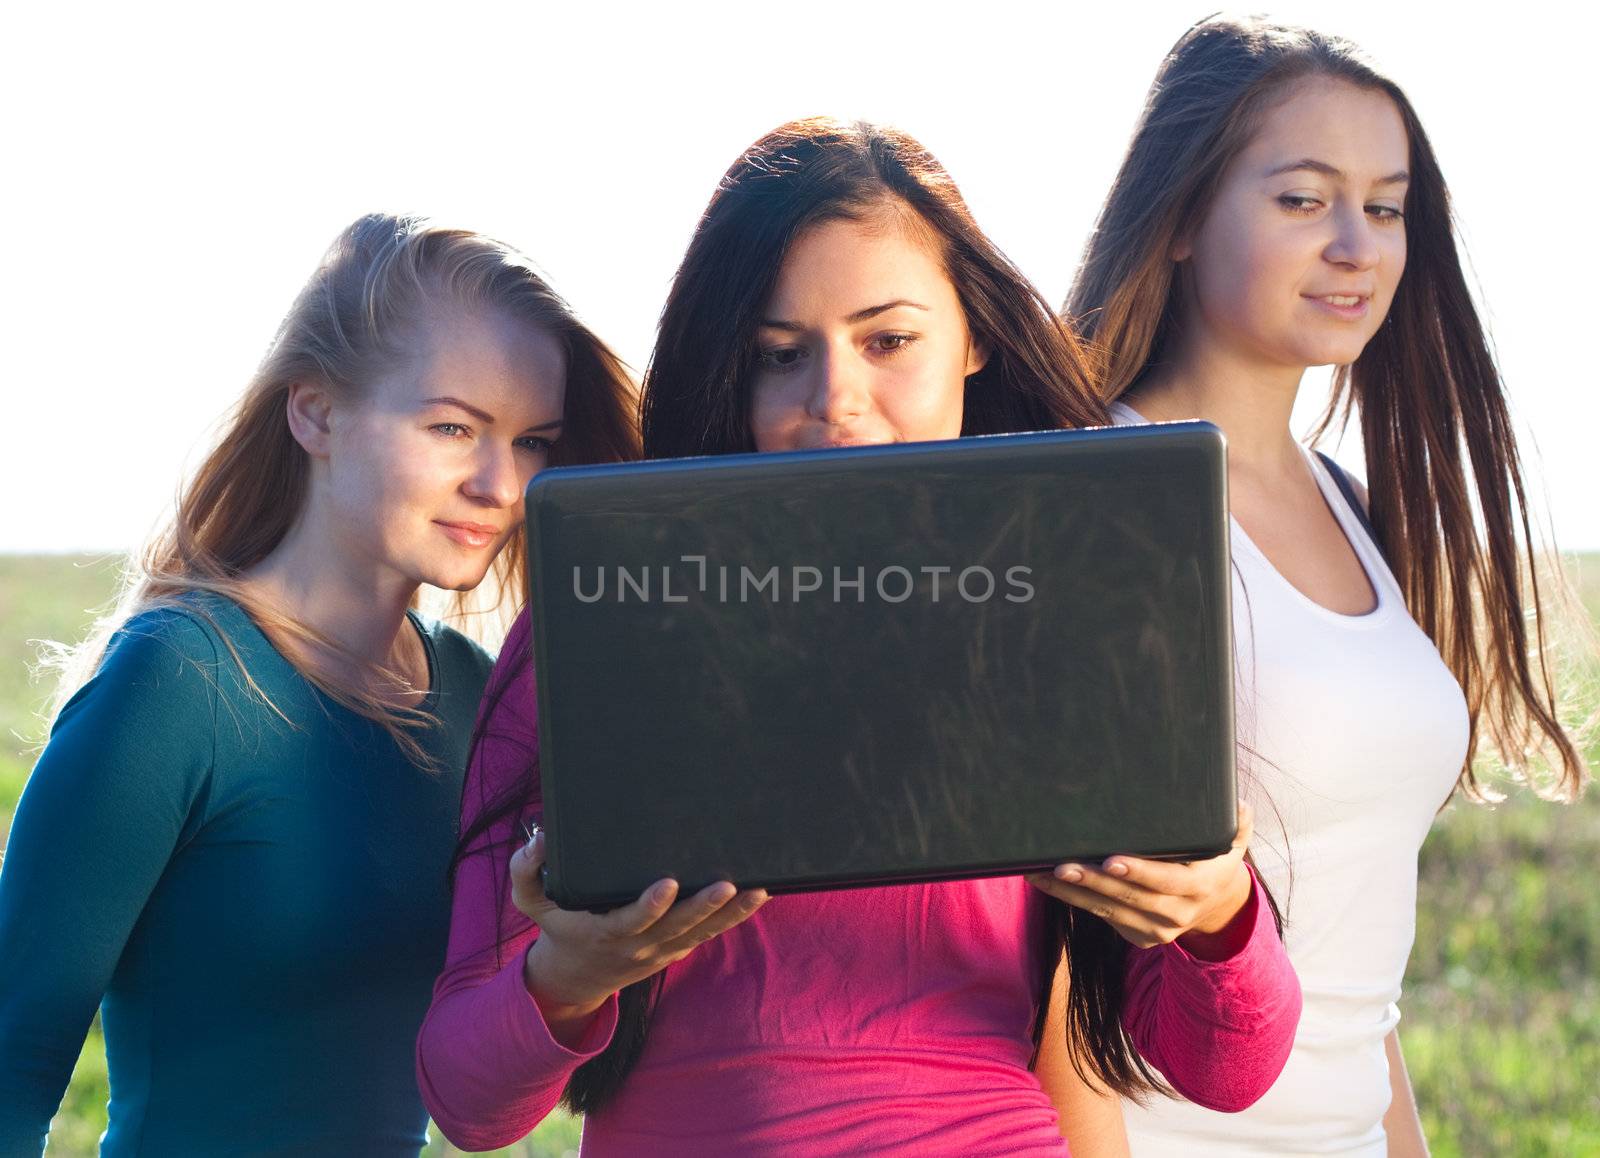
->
[1304, 292, 1371, 319]
[435, 520, 502, 549]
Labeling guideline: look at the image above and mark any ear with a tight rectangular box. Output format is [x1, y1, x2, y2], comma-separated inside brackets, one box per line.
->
[964, 335, 991, 378]
[285, 380, 336, 459]
[1170, 232, 1194, 263]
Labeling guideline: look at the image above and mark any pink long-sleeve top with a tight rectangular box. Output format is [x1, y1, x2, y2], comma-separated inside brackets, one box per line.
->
[418, 611, 1301, 1156]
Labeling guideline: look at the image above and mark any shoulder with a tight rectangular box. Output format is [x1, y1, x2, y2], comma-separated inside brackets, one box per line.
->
[1313, 450, 1371, 515]
[92, 599, 230, 697]
[414, 615, 493, 689]
[471, 608, 538, 761]
[46, 598, 230, 773]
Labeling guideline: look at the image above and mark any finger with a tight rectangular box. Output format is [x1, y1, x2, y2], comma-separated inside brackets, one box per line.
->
[1049, 862, 1184, 914]
[1234, 802, 1255, 849]
[605, 878, 682, 936]
[642, 880, 741, 943]
[657, 888, 770, 955]
[1025, 877, 1168, 946]
[1091, 855, 1214, 898]
[509, 830, 550, 914]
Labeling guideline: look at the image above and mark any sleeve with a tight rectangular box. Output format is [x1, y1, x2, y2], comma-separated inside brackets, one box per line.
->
[1118, 868, 1302, 1112]
[0, 611, 218, 1155]
[415, 610, 620, 1152]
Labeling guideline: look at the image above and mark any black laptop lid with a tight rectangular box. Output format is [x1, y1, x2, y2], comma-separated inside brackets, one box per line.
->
[526, 422, 1234, 910]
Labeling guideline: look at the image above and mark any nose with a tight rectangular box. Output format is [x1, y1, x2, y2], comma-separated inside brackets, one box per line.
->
[804, 345, 871, 425]
[1323, 201, 1381, 272]
[462, 440, 522, 509]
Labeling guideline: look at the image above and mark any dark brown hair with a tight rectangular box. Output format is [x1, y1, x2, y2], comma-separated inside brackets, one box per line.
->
[1067, 15, 1589, 802]
[642, 116, 1105, 456]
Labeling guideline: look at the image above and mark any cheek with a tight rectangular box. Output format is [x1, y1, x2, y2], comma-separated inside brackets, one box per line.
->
[1192, 222, 1301, 335]
[327, 424, 437, 528]
[879, 348, 968, 441]
[1374, 232, 1408, 317]
[748, 376, 803, 452]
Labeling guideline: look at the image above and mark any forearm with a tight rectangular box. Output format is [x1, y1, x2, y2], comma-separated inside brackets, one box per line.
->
[1119, 871, 1301, 1111]
[1382, 1028, 1430, 1157]
[417, 942, 618, 1151]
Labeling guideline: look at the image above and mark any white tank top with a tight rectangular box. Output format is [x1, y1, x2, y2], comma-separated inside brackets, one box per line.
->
[1111, 403, 1469, 1156]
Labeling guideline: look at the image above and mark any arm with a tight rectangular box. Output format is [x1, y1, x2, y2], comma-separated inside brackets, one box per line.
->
[1035, 951, 1129, 1158]
[1118, 869, 1301, 1111]
[415, 614, 767, 1150]
[1382, 1028, 1430, 1157]
[1027, 805, 1300, 1110]
[0, 612, 215, 1155]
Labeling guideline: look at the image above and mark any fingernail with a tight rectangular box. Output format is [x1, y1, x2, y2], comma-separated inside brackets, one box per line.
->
[1106, 861, 1128, 877]
[1056, 865, 1083, 883]
[651, 881, 675, 903]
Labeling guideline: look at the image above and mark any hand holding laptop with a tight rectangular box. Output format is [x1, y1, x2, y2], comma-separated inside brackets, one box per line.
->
[1028, 803, 1257, 959]
[511, 828, 770, 1047]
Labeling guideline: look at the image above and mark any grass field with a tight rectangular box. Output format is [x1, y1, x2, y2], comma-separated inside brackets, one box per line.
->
[2, 553, 1596, 1156]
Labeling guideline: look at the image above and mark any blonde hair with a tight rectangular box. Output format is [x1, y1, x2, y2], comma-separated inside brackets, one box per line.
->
[47, 213, 639, 761]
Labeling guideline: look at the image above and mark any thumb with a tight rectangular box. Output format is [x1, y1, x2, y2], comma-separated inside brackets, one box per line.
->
[1233, 801, 1255, 850]
[509, 827, 551, 914]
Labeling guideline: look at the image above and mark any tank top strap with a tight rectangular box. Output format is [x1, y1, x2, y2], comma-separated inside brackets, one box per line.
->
[1300, 446, 1406, 607]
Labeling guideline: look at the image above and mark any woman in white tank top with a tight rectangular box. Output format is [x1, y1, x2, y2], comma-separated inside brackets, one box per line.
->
[1065, 16, 1589, 1156]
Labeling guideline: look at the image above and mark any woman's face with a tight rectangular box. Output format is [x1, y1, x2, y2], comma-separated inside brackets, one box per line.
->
[749, 206, 987, 453]
[319, 305, 566, 592]
[1178, 75, 1411, 371]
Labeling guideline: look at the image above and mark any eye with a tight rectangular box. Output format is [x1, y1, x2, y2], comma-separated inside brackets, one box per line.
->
[870, 333, 918, 356]
[1277, 194, 1324, 215]
[1366, 204, 1405, 223]
[758, 345, 808, 373]
[431, 422, 470, 438]
[515, 435, 555, 454]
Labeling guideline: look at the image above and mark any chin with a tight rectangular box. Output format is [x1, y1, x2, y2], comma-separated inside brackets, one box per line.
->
[1292, 339, 1377, 369]
[411, 558, 497, 594]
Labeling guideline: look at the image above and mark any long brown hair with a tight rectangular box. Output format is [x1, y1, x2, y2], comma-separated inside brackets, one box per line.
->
[50, 214, 638, 761]
[548, 116, 1180, 1112]
[1067, 15, 1590, 802]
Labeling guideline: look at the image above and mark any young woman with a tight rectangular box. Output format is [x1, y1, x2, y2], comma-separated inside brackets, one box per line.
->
[417, 118, 1302, 1157]
[1067, 16, 1589, 1156]
[0, 214, 637, 1156]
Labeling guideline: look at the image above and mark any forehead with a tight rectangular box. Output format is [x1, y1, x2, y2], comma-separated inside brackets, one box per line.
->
[388, 304, 566, 416]
[1243, 76, 1409, 179]
[764, 207, 958, 314]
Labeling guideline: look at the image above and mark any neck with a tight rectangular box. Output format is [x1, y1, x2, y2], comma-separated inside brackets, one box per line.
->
[243, 502, 418, 670]
[1125, 329, 1308, 476]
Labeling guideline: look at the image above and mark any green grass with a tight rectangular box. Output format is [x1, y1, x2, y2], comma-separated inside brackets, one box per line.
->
[2, 553, 1597, 1155]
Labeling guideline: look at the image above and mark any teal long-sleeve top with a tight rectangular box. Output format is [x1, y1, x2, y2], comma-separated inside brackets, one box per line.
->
[0, 594, 492, 1157]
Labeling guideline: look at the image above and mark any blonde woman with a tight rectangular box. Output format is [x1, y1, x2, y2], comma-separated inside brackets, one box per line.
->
[0, 214, 637, 1156]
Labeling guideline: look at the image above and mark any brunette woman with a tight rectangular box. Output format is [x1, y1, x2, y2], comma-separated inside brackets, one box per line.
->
[0, 214, 636, 1156]
[418, 119, 1302, 1157]
[1067, 16, 1589, 1156]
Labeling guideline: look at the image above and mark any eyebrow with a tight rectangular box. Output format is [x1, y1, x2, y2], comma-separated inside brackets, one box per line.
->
[759, 299, 931, 331]
[1267, 158, 1409, 186]
[422, 395, 564, 432]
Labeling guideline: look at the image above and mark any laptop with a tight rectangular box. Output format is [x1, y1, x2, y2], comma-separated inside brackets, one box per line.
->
[525, 422, 1235, 910]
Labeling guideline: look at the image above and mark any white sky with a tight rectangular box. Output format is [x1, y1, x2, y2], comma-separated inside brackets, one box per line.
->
[5, 1, 1596, 551]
